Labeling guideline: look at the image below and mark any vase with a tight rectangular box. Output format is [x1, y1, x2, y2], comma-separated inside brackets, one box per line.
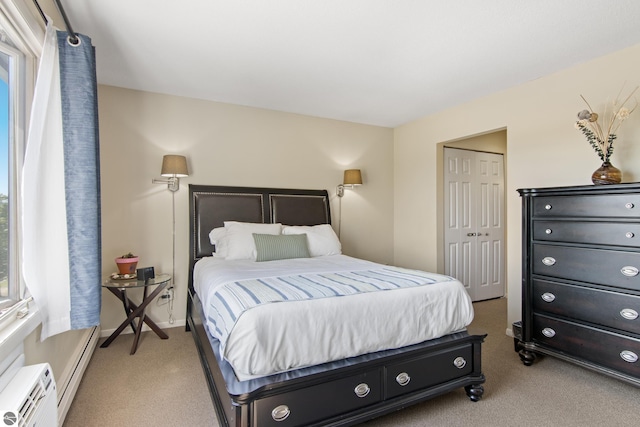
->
[115, 256, 139, 275]
[591, 161, 622, 185]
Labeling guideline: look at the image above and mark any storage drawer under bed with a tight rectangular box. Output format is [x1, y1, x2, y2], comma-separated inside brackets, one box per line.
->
[253, 369, 381, 427]
[385, 344, 474, 399]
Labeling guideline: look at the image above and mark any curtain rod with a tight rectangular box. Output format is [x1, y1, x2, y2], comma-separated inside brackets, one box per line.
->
[32, 0, 79, 45]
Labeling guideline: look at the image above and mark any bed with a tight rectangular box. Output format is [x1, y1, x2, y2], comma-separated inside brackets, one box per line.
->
[186, 184, 486, 427]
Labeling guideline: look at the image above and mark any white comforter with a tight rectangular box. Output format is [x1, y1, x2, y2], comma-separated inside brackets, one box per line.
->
[194, 255, 473, 381]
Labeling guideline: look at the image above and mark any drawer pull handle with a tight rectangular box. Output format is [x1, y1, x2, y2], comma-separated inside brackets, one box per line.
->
[626, 203, 635, 209]
[545, 204, 552, 210]
[542, 327, 556, 338]
[620, 350, 638, 363]
[621, 266, 639, 277]
[453, 356, 467, 369]
[541, 292, 556, 303]
[620, 308, 639, 320]
[545, 228, 552, 234]
[354, 383, 370, 398]
[542, 257, 556, 266]
[626, 232, 635, 239]
[271, 405, 290, 422]
[395, 372, 411, 386]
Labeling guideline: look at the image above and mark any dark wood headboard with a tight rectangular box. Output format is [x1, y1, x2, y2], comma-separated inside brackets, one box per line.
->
[188, 184, 331, 267]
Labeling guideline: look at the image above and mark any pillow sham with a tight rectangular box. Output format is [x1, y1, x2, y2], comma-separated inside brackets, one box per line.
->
[223, 222, 282, 260]
[209, 226, 229, 258]
[282, 224, 341, 257]
[252, 233, 310, 262]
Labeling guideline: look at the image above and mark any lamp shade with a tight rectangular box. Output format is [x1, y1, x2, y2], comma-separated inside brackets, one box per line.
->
[343, 169, 362, 186]
[160, 155, 189, 177]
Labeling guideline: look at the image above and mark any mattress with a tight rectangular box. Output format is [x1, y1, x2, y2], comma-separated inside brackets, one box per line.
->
[194, 255, 474, 380]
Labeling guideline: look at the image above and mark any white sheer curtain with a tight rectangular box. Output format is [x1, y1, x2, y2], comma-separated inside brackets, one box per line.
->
[22, 21, 70, 339]
[22, 21, 101, 340]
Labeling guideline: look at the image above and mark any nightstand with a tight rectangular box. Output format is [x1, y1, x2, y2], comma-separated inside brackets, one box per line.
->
[101, 273, 171, 354]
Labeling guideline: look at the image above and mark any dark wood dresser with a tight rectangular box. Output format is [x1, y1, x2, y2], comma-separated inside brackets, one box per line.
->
[516, 183, 640, 387]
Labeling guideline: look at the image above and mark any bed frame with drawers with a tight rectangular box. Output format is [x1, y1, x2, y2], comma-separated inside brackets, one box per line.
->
[186, 184, 486, 426]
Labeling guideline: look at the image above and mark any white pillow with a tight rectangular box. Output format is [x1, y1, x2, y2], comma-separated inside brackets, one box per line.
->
[223, 222, 282, 260]
[209, 227, 229, 258]
[282, 224, 341, 257]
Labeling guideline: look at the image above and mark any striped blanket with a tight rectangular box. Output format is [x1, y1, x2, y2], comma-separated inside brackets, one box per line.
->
[207, 266, 457, 353]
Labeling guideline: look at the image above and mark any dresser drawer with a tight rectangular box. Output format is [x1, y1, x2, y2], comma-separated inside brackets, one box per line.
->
[385, 344, 473, 399]
[533, 314, 640, 378]
[533, 194, 640, 218]
[532, 244, 640, 291]
[532, 279, 640, 334]
[533, 221, 640, 247]
[253, 369, 381, 426]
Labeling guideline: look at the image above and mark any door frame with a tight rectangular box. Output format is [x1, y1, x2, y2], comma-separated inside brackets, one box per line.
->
[436, 129, 508, 296]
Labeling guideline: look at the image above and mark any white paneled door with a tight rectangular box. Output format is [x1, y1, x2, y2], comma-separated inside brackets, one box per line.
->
[444, 147, 505, 301]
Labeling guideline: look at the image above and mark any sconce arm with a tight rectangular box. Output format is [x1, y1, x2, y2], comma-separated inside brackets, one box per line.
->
[152, 176, 180, 192]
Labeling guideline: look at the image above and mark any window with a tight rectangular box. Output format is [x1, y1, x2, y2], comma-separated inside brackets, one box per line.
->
[0, 30, 23, 313]
[0, 49, 10, 305]
[0, 5, 36, 320]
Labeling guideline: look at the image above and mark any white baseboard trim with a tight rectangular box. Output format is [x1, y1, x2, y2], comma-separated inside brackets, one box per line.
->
[505, 327, 514, 337]
[57, 325, 100, 426]
[99, 319, 185, 338]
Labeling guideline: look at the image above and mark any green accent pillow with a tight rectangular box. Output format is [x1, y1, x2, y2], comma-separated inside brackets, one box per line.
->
[252, 233, 310, 262]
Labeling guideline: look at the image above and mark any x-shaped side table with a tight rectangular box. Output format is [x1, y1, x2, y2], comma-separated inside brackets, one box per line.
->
[101, 273, 171, 354]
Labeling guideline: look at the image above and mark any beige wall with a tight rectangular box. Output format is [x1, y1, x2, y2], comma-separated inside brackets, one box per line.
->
[394, 43, 640, 332]
[443, 130, 507, 154]
[98, 86, 394, 331]
[22, 0, 640, 378]
[23, 326, 87, 379]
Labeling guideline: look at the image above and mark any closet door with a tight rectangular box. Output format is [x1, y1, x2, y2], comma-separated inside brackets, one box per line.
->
[444, 148, 505, 301]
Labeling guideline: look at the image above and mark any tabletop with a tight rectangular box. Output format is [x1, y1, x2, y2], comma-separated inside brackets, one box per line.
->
[103, 273, 171, 289]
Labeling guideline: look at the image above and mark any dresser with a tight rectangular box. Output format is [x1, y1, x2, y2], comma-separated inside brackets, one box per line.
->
[516, 183, 640, 387]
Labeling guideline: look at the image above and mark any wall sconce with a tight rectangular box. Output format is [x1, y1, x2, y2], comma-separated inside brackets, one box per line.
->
[150, 154, 189, 320]
[336, 169, 363, 197]
[152, 155, 189, 191]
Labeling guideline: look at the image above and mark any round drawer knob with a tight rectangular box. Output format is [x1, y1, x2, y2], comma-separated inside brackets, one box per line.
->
[541, 292, 556, 303]
[626, 232, 635, 239]
[545, 228, 552, 234]
[271, 405, 291, 422]
[395, 372, 411, 386]
[542, 327, 556, 338]
[453, 356, 467, 369]
[620, 308, 639, 320]
[542, 257, 556, 266]
[625, 203, 635, 209]
[620, 350, 638, 363]
[545, 204, 552, 210]
[354, 383, 370, 398]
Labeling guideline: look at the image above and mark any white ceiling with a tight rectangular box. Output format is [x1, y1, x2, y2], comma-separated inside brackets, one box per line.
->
[62, 0, 640, 128]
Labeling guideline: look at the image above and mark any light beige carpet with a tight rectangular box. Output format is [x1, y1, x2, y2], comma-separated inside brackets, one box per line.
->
[63, 323, 217, 426]
[64, 298, 640, 426]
